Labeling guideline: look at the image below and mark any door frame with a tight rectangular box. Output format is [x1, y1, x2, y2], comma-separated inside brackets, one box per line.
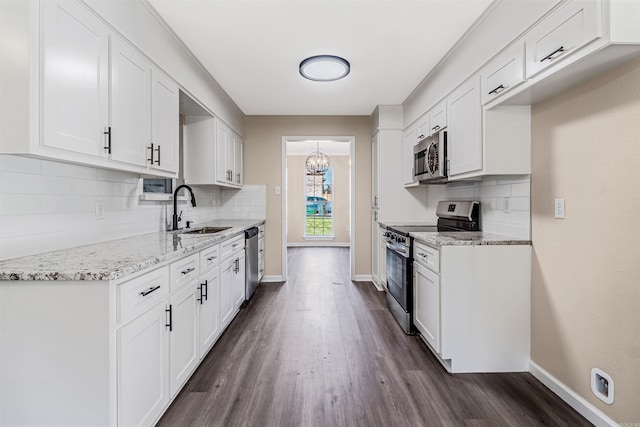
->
[281, 136, 356, 282]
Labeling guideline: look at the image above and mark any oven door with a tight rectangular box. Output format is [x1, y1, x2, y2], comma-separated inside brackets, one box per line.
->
[386, 246, 410, 311]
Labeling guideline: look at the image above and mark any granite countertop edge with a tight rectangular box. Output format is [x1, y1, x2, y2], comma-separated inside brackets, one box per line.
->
[410, 231, 531, 246]
[0, 219, 265, 282]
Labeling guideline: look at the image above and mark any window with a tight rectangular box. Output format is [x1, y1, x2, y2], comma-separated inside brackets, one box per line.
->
[305, 168, 333, 237]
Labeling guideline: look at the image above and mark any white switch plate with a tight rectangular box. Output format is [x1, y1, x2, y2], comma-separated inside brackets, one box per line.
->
[95, 201, 104, 220]
[554, 198, 565, 219]
[275, 186, 281, 195]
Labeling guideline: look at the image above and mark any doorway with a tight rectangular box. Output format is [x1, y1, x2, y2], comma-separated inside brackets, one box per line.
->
[281, 136, 355, 282]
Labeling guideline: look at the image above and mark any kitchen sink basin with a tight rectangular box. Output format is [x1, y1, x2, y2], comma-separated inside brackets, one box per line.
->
[180, 226, 232, 235]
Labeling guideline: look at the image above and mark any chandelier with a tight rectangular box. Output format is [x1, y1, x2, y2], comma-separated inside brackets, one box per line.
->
[305, 142, 330, 176]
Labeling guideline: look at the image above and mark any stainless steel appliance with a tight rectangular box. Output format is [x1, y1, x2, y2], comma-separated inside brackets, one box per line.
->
[414, 129, 447, 183]
[385, 200, 480, 334]
[244, 227, 259, 301]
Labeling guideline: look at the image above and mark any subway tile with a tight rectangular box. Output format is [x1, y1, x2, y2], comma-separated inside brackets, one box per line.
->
[41, 160, 97, 180]
[509, 197, 530, 212]
[478, 184, 511, 198]
[0, 234, 42, 261]
[41, 175, 73, 195]
[0, 214, 45, 238]
[0, 155, 41, 174]
[71, 178, 98, 196]
[1, 171, 44, 194]
[41, 228, 98, 254]
[96, 168, 139, 183]
[0, 194, 42, 215]
[511, 182, 531, 197]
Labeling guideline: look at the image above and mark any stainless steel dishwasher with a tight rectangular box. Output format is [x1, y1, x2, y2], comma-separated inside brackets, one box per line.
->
[244, 227, 259, 301]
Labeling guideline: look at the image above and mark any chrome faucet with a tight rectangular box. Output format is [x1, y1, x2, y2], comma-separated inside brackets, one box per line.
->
[172, 184, 197, 230]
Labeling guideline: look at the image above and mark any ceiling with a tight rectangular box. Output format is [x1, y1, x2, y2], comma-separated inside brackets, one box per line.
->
[148, 0, 493, 116]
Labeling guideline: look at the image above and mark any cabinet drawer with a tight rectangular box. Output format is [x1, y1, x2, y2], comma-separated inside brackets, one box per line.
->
[200, 244, 220, 273]
[481, 41, 525, 104]
[170, 253, 199, 292]
[221, 235, 245, 260]
[413, 241, 440, 273]
[118, 266, 169, 323]
[429, 101, 447, 135]
[525, 0, 601, 79]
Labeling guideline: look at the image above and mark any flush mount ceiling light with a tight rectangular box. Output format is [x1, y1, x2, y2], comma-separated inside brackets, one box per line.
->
[299, 55, 350, 82]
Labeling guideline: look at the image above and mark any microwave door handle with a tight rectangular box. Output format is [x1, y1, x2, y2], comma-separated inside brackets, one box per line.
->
[426, 141, 435, 176]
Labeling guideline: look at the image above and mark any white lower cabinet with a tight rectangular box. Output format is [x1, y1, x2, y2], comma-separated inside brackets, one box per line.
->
[412, 240, 531, 373]
[117, 303, 169, 427]
[413, 261, 440, 353]
[168, 281, 199, 397]
[219, 257, 235, 329]
[198, 267, 220, 357]
[233, 252, 246, 310]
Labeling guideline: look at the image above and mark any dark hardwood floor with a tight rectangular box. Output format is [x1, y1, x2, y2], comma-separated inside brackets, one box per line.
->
[158, 247, 590, 427]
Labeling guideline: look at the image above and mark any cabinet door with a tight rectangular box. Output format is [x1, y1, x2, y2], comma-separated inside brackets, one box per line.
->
[414, 262, 440, 353]
[151, 68, 179, 173]
[110, 37, 150, 167]
[169, 282, 199, 397]
[378, 229, 387, 288]
[416, 115, 430, 142]
[447, 77, 482, 177]
[234, 134, 243, 185]
[219, 257, 235, 328]
[215, 121, 230, 184]
[480, 41, 525, 104]
[41, 0, 109, 157]
[402, 127, 417, 186]
[525, 0, 601, 79]
[233, 253, 246, 310]
[429, 101, 447, 135]
[198, 267, 220, 357]
[371, 132, 379, 208]
[117, 303, 169, 427]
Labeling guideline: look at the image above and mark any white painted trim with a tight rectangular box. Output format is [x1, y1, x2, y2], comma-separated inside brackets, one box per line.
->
[371, 280, 384, 291]
[303, 236, 335, 241]
[354, 275, 372, 282]
[287, 242, 350, 248]
[261, 275, 284, 283]
[283, 135, 356, 282]
[529, 361, 619, 427]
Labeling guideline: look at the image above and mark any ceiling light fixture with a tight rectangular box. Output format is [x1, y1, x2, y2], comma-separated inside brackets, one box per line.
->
[305, 142, 331, 175]
[299, 55, 350, 82]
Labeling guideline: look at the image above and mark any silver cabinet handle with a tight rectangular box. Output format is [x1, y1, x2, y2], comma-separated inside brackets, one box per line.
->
[431, 125, 440, 131]
[207, 256, 217, 262]
[181, 267, 195, 275]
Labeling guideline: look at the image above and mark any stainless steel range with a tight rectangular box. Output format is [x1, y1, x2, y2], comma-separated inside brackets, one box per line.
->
[385, 201, 480, 334]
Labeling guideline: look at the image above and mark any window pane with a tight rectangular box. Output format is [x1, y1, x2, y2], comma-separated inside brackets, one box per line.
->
[305, 168, 333, 237]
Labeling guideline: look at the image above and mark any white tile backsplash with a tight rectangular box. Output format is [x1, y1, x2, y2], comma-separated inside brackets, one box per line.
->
[440, 175, 531, 239]
[0, 156, 267, 261]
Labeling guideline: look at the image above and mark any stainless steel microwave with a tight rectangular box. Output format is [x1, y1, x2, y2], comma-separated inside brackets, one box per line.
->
[413, 129, 447, 183]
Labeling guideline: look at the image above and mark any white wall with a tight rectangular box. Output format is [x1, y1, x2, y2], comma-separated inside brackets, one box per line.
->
[423, 175, 531, 239]
[0, 155, 265, 261]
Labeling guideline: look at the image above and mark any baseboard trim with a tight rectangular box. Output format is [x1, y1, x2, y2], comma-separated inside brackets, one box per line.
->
[529, 361, 619, 427]
[371, 280, 384, 291]
[354, 275, 372, 282]
[287, 242, 350, 247]
[260, 275, 284, 283]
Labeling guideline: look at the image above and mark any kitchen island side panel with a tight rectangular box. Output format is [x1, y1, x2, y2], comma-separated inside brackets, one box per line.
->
[0, 282, 113, 426]
[440, 244, 531, 373]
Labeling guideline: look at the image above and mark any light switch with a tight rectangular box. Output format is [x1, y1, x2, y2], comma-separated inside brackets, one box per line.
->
[275, 186, 281, 195]
[554, 198, 565, 219]
[95, 201, 104, 220]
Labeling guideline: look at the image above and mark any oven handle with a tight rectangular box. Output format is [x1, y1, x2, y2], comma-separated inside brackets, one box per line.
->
[386, 242, 409, 258]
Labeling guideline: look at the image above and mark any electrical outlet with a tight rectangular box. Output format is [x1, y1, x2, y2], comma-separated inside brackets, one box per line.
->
[554, 198, 565, 219]
[503, 197, 511, 213]
[591, 368, 614, 404]
[275, 186, 281, 195]
[95, 201, 104, 220]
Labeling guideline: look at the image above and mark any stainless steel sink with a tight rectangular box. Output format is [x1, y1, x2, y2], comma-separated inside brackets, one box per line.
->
[180, 226, 231, 235]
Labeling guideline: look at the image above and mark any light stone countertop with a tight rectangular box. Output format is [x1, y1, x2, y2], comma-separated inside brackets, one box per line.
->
[0, 219, 265, 281]
[411, 231, 531, 246]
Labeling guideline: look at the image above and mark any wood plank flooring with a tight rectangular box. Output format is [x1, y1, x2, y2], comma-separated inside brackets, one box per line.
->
[158, 247, 590, 427]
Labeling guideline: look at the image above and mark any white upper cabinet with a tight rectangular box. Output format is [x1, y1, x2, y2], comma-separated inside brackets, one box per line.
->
[215, 120, 243, 188]
[429, 101, 447, 135]
[110, 37, 150, 167]
[525, 0, 601, 79]
[150, 68, 179, 174]
[480, 41, 525, 105]
[402, 126, 418, 186]
[41, 0, 109, 157]
[416, 115, 430, 142]
[447, 76, 482, 177]
[233, 134, 244, 186]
